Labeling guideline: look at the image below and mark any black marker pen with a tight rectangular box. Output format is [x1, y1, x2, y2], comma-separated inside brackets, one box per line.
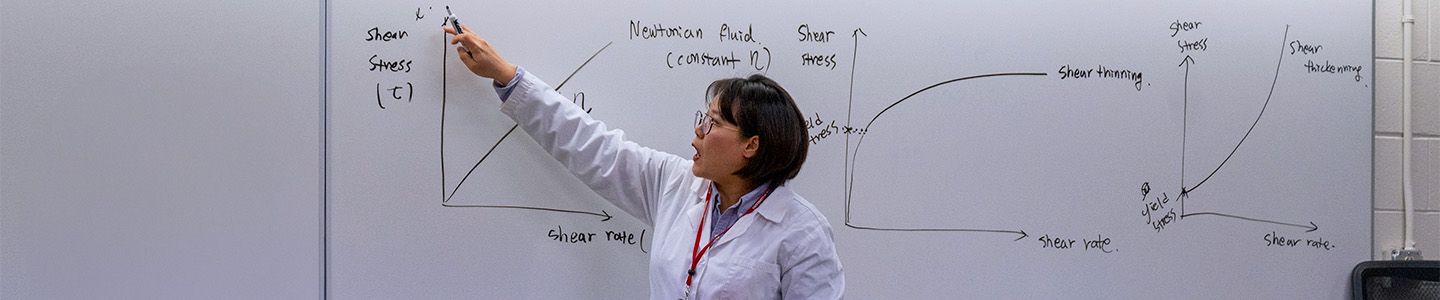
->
[445, 6, 471, 56]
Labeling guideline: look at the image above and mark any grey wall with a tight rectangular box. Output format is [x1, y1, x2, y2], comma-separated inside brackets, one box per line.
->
[1, 1, 323, 298]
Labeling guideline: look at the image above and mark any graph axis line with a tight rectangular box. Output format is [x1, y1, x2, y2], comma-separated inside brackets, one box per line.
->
[842, 71, 1046, 239]
[1182, 25, 1290, 196]
[439, 41, 614, 222]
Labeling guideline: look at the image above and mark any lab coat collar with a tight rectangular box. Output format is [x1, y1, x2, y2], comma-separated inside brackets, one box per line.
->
[690, 179, 791, 224]
[691, 178, 708, 200]
[753, 184, 791, 223]
[687, 179, 794, 248]
[683, 197, 710, 245]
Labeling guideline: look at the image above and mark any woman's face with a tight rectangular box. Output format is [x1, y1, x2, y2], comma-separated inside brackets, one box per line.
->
[691, 98, 756, 181]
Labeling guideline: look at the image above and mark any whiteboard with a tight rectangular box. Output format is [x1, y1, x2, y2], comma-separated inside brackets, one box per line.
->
[2, 0, 324, 298]
[327, 1, 1372, 299]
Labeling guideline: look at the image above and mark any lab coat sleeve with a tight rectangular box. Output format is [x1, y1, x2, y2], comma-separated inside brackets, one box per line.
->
[497, 70, 690, 227]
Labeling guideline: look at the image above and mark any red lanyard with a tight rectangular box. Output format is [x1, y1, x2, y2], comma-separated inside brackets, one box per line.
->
[685, 185, 775, 286]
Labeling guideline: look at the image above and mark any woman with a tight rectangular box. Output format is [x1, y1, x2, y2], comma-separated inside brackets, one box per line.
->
[445, 25, 843, 299]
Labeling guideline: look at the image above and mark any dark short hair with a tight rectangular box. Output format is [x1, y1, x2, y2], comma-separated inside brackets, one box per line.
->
[706, 74, 808, 188]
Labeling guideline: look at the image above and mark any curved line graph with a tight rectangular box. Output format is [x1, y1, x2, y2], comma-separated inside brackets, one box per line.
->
[845, 72, 1048, 202]
[1181, 25, 1288, 196]
[843, 72, 1045, 240]
[1172, 25, 1318, 232]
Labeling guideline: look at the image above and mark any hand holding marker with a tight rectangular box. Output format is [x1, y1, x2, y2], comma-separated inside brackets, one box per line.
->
[444, 6, 471, 56]
[443, 7, 519, 83]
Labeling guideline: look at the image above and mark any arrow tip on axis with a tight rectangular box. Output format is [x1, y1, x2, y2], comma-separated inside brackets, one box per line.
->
[600, 210, 613, 222]
[1307, 222, 1318, 232]
[1014, 231, 1029, 241]
[1179, 55, 1196, 66]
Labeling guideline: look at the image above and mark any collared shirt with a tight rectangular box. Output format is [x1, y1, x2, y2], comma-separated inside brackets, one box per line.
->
[710, 182, 770, 241]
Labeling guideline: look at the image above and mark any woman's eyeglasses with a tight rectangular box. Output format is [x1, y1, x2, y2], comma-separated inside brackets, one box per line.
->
[694, 110, 740, 135]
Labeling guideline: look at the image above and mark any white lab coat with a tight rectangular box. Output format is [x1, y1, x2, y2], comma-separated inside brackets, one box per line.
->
[500, 70, 844, 299]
